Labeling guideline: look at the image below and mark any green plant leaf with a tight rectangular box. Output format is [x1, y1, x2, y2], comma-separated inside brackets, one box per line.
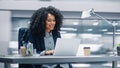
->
[117, 44, 120, 47]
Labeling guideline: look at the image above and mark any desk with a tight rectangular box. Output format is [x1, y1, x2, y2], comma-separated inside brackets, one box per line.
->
[0, 55, 120, 68]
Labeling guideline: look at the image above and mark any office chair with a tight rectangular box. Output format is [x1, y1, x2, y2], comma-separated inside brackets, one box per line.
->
[18, 28, 28, 50]
[18, 28, 34, 68]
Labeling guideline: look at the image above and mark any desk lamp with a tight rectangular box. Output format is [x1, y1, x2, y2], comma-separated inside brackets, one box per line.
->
[81, 8, 117, 55]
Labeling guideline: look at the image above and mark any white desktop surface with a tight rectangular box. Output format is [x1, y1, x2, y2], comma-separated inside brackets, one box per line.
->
[0, 54, 119, 68]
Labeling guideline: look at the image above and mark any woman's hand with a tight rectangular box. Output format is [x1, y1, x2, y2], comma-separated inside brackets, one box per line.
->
[45, 50, 54, 55]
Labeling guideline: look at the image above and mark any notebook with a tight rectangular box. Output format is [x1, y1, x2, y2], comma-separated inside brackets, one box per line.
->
[53, 38, 80, 56]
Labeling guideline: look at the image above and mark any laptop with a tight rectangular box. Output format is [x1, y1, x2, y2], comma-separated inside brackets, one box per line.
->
[54, 38, 80, 56]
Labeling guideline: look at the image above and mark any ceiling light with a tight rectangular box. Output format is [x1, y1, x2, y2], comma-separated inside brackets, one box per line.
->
[60, 31, 67, 34]
[117, 29, 120, 32]
[104, 32, 120, 34]
[80, 34, 101, 39]
[61, 27, 77, 31]
[101, 29, 108, 31]
[73, 22, 79, 25]
[93, 22, 98, 26]
[61, 33, 76, 38]
[87, 29, 93, 31]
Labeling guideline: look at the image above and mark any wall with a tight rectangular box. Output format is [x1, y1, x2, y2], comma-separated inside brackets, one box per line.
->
[0, 1, 120, 13]
[0, 11, 11, 68]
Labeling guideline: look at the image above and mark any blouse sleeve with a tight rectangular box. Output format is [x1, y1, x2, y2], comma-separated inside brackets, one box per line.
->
[40, 50, 46, 56]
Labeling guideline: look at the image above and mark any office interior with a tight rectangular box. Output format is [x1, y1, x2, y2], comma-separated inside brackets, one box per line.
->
[0, 0, 120, 68]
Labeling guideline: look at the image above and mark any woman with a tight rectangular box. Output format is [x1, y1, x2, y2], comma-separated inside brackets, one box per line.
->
[29, 6, 63, 56]
[18, 6, 72, 68]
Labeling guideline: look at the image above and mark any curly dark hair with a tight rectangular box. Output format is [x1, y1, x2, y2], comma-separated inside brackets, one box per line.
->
[29, 6, 63, 36]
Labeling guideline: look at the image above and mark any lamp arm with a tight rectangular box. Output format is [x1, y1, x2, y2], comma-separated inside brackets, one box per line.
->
[92, 13, 112, 25]
[94, 12, 116, 55]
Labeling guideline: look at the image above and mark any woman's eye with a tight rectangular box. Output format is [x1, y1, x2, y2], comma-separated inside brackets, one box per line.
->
[47, 20, 51, 22]
[47, 19, 55, 22]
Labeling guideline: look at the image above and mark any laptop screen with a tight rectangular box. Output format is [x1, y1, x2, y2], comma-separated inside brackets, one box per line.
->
[54, 38, 80, 56]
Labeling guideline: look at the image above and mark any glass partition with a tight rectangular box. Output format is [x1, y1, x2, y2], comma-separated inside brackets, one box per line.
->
[11, 17, 120, 55]
[11, 18, 30, 41]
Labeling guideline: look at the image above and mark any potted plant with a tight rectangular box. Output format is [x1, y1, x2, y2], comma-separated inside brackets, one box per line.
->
[117, 44, 120, 56]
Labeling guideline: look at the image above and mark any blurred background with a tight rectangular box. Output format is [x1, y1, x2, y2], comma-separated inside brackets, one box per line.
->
[0, 0, 120, 68]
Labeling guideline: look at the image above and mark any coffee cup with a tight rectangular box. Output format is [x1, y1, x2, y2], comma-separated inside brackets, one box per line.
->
[84, 47, 90, 56]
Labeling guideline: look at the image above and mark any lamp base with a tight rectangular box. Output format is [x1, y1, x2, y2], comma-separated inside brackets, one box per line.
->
[107, 50, 117, 56]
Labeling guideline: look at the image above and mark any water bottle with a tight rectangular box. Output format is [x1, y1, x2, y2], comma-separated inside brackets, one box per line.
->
[26, 42, 33, 56]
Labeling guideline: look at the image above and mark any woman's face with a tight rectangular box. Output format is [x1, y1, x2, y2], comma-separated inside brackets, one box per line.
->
[46, 13, 56, 32]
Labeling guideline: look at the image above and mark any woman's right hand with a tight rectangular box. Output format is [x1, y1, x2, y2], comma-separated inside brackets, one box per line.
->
[45, 50, 54, 55]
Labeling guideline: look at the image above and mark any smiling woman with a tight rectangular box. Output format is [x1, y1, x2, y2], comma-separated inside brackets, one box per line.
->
[18, 6, 72, 68]
[46, 13, 56, 32]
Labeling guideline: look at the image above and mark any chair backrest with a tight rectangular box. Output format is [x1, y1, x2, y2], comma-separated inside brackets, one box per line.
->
[18, 28, 28, 50]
